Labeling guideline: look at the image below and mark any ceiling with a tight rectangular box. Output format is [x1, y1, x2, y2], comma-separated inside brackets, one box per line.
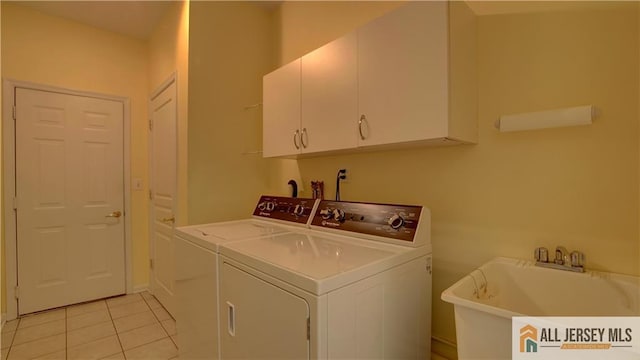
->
[14, 1, 174, 40]
[11, 1, 631, 41]
[465, 0, 632, 16]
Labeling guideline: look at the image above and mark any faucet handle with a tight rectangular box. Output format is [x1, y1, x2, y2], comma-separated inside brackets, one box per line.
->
[570, 251, 585, 267]
[555, 246, 569, 265]
[534, 247, 549, 263]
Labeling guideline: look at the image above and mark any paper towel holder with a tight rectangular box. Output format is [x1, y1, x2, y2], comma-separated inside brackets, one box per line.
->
[495, 105, 595, 132]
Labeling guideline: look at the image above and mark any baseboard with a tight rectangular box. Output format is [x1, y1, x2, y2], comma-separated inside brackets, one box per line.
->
[432, 335, 458, 360]
[132, 284, 149, 294]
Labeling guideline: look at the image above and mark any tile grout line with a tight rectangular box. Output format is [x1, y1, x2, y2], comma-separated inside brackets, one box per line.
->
[5, 294, 174, 360]
[69, 299, 124, 360]
[122, 337, 169, 355]
[63, 299, 123, 359]
[106, 297, 128, 359]
[143, 294, 174, 339]
[78, 295, 166, 357]
[66, 306, 113, 333]
[109, 292, 167, 358]
[118, 292, 172, 359]
[140, 292, 179, 355]
[144, 293, 173, 347]
[4, 318, 18, 360]
[15, 311, 63, 331]
[7, 316, 67, 360]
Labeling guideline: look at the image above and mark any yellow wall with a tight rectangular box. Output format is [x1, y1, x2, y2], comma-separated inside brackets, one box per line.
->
[148, 1, 190, 227]
[277, 1, 402, 65]
[274, 1, 639, 355]
[1, 3, 150, 292]
[187, 2, 276, 224]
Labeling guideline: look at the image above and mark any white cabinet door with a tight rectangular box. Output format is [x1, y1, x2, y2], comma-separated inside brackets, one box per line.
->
[220, 262, 309, 359]
[263, 59, 301, 158]
[301, 32, 358, 153]
[358, 2, 450, 147]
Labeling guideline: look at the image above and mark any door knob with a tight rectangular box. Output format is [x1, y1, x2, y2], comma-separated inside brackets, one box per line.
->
[105, 211, 122, 218]
[160, 216, 175, 224]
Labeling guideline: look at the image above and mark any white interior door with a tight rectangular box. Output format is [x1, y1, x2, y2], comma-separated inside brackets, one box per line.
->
[149, 79, 177, 317]
[16, 88, 125, 315]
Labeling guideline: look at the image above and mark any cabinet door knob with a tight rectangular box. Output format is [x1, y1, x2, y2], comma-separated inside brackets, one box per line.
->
[301, 128, 309, 148]
[160, 216, 175, 224]
[105, 211, 122, 218]
[293, 129, 300, 150]
[358, 115, 369, 140]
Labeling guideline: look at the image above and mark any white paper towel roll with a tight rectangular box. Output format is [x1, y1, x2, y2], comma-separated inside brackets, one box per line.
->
[496, 105, 594, 132]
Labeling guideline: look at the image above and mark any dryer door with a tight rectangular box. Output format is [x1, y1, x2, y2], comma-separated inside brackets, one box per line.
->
[220, 262, 310, 359]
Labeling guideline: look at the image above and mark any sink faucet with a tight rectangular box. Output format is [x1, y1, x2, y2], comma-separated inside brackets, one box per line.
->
[534, 245, 585, 273]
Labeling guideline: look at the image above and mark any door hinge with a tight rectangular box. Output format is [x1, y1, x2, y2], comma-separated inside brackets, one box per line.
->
[13, 197, 18, 211]
[148, 119, 153, 131]
[14, 286, 19, 300]
[12, 105, 16, 121]
[150, 259, 154, 269]
[149, 190, 153, 200]
[306, 317, 310, 340]
[426, 257, 432, 275]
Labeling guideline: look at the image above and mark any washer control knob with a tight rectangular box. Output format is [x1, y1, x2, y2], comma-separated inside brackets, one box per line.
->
[333, 209, 346, 222]
[265, 202, 276, 211]
[388, 214, 404, 229]
[320, 208, 332, 220]
[293, 204, 305, 216]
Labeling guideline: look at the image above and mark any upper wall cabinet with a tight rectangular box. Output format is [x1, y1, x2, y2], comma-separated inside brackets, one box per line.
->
[263, 34, 358, 157]
[357, 1, 476, 147]
[263, 59, 301, 158]
[301, 32, 358, 154]
[262, 1, 477, 158]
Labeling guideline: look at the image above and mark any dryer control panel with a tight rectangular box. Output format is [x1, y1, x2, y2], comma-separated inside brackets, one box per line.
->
[253, 196, 318, 225]
[311, 200, 426, 245]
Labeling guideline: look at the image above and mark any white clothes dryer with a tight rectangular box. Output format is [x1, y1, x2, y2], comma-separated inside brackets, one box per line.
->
[174, 195, 318, 359]
[218, 200, 432, 359]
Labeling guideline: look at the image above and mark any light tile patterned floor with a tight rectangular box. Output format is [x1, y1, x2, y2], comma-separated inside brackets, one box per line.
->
[0, 292, 177, 360]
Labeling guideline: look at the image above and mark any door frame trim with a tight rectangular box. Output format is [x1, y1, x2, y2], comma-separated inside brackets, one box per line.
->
[2, 79, 133, 320]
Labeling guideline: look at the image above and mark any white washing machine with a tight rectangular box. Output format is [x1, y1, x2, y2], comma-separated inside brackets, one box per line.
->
[218, 200, 432, 359]
[175, 195, 319, 359]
